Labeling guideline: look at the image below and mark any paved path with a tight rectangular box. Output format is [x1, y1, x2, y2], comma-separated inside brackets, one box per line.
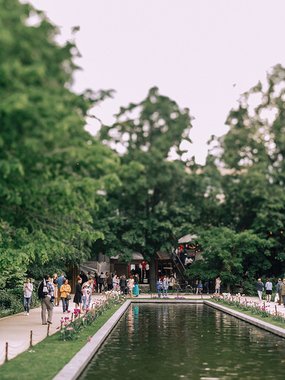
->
[0, 294, 106, 365]
[0, 293, 284, 365]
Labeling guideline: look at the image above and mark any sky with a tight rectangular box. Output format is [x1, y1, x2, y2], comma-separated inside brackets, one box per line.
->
[28, 0, 285, 164]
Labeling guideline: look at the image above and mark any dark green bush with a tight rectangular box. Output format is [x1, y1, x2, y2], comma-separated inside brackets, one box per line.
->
[0, 287, 40, 318]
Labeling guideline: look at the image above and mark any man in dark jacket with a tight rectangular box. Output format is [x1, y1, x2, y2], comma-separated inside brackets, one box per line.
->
[38, 275, 54, 325]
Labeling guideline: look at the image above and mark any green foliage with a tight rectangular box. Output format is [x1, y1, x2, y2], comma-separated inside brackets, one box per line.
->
[98, 89, 195, 264]
[187, 227, 271, 291]
[0, 0, 119, 288]
[2, 0, 285, 295]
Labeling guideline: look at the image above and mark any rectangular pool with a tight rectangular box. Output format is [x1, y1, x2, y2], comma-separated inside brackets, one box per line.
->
[79, 304, 285, 379]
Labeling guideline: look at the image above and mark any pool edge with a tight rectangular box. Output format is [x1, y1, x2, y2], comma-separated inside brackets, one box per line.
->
[54, 299, 285, 380]
[205, 300, 285, 338]
[53, 300, 131, 380]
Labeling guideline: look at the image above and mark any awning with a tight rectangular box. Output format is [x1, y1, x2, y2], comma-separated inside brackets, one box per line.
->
[178, 234, 198, 244]
[156, 251, 172, 260]
[132, 252, 144, 260]
[111, 252, 144, 261]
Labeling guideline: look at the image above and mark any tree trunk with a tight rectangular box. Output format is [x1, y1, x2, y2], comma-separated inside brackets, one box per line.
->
[149, 256, 156, 292]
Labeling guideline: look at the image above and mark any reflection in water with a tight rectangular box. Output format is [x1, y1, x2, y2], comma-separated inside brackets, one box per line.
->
[80, 304, 285, 380]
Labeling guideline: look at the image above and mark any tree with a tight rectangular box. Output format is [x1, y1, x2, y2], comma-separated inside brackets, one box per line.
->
[0, 0, 119, 286]
[187, 227, 271, 293]
[99, 87, 194, 288]
[212, 65, 285, 276]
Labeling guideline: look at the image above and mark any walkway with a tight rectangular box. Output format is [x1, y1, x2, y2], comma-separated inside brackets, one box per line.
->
[0, 293, 284, 365]
[0, 294, 105, 365]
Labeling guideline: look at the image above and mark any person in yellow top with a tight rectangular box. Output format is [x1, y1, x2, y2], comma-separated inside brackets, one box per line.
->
[60, 278, 71, 313]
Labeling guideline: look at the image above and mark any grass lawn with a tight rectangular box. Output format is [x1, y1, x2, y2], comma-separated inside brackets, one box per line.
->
[0, 303, 122, 380]
[210, 299, 285, 329]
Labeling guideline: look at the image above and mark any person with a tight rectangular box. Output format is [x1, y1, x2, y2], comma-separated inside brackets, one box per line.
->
[133, 274, 140, 297]
[94, 272, 99, 293]
[106, 272, 113, 291]
[281, 278, 285, 307]
[119, 275, 127, 295]
[276, 278, 282, 305]
[185, 256, 193, 266]
[256, 278, 264, 301]
[169, 275, 175, 291]
[56, 273, 65, 306]
[73, 276, 83, 311]
[98, 272, 105, 293]
[265, 278, 273, 302]
[79, 271, 88, 284]
[128, 276, 134, 298]
[82, 277, 93, 311]
[92, 276, 97, 293]
[60, 278, 71, 313]
[197, 280, 203, 295]
[23, 278, 33, 315]
[156, 277, 163, 298]
[112, 274, 120, 291]
[215, 277, 221, 294]
[204, 280, 210, 294]
[52, 273, 59, 306]
[38, 275, 54, 325]
[162, 276, 169, 298]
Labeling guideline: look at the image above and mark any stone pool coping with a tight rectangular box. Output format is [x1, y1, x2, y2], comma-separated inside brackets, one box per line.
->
[53, 300, 131, 380]
[53, 299, 285, 380]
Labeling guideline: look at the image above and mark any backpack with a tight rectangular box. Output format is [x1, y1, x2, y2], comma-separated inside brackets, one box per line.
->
[38, 279, 48, 299]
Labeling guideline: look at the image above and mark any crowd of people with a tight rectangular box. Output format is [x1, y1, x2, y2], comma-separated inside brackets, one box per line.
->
[22, 272, 285, 325]
[256, 277, 285, 305]
[33, 271, 141, 325]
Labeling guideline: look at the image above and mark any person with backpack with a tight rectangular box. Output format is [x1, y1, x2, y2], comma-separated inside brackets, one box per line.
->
[38, 275, 54, 325]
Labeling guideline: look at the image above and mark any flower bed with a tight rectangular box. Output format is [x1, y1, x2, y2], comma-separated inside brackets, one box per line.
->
[59, 291, 125, 341]
[211, 294, 285, 325]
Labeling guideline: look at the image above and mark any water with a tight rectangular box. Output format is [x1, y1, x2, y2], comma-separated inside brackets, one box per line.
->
[80, 304, 285, 379]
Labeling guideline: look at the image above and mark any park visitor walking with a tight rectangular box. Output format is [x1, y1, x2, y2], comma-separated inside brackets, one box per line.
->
[215, 277, 221, 294]
[112, 274, 120, 291]
[196, 280, 203, 295]
[98, 272, 105, 293]
[82, 277, 93, 311]
[162, 275, 169, 298]
[156, 277, 163, 298]
[256, 278, 264, 301]
[265, 278, 273, 302]
[133, 274, 140, 297]
[119, 275, 127, 295]
[280, 279, 285, 307]
[56, 273, 65, 306]
[38, 275, 54, 325]
[106, 272, 113, 291]
[128, 275, 134, 298]
[60, 278, 71, 313]
[52, 273, 58, 306]
[73, 275, 83, 311]
[23, 278, 33, 315]
[276, 278, 282, 305]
